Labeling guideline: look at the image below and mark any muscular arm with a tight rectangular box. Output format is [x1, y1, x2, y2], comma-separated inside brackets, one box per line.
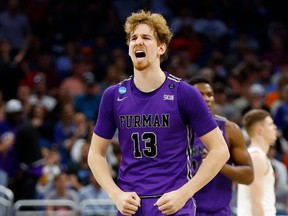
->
[220, 121, 254, 184]
[88, 134, 120, 198]
[87, 133, 140, 215]
[187, 127, 230, 195]
[249, 152, 267, 216]
[155, 127, 230, 215]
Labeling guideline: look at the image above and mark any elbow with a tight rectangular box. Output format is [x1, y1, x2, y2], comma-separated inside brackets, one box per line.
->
[223, 145, 230, 162]
[87, 146, 104, 169]
[216, 144, 230, 166]
[87, 150, 94, 169]
[233, 167, 254, 185]
[237, 174, 254, 185]
[244, 169, 254, 185]
[244, 177, 254, 185]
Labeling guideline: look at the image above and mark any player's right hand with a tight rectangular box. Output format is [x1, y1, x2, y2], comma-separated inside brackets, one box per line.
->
[114, 191, 141, 215]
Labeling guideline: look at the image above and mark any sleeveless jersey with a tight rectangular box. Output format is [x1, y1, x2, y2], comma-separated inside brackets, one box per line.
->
[94, 73, 217, 197]
[237, 146, 276, 216]
[192, 115, 233, 213]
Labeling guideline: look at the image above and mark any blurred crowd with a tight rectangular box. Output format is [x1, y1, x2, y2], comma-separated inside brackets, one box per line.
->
[0, 0, 288, 214]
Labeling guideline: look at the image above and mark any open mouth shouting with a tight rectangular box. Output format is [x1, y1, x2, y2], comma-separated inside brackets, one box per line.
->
[135, 51, 146, 58]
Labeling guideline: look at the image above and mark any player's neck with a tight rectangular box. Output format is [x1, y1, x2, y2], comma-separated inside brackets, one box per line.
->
[249, 138, 270, 154]
[134, 69, 165, 92]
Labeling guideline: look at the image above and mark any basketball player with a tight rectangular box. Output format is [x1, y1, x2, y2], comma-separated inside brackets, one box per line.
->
[88, 10, 229, 216]
[237, 109, 277, 216]
[189, 77, 254, 215]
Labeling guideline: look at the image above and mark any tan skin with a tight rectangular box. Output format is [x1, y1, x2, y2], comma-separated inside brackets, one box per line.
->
[194, 82, 254, 184]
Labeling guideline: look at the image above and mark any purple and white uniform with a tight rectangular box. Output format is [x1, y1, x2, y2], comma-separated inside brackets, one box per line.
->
[192, 115, 233, 216]
[94, 73, 217, 215]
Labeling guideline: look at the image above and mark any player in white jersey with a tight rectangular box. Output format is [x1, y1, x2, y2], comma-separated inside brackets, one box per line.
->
[237, 109, 277, 216]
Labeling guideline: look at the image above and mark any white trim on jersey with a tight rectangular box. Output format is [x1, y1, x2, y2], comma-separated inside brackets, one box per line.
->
[168, 74, 181, 82]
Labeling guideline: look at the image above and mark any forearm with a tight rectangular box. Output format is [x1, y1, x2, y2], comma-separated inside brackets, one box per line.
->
[181, 147, 229, 198]
[88, 152, 122, 199]
[221, 164, 254, 184]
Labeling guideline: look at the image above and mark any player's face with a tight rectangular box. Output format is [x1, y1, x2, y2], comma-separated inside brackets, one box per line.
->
[128, 23, 166, 71]
[194, 83, 215, 113]
[261, 116, 278, 145]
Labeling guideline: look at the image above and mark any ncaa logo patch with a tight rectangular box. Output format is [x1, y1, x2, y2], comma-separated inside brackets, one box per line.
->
[119, 86, 127, 94]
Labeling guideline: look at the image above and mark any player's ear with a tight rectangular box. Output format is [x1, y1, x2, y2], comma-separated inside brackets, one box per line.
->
[254, 123, 263, 135]
[158, 43, 166, 55]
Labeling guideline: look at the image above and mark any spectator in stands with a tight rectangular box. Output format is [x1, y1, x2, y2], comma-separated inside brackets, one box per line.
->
[170, 7, 195, 35]
[0, 0, 32, 64]
[64, 112, 90, 157]
[0, 100, 20, 184]
[193, 9, 228, 41]
[59, 59, 90, 98]
[92, 34, 111, 78]
[29, 72, 57, 112]
[53, 102, 77, 166]
[48, 87, 74, 129]
[273, 84, 288, 141]
[78, 172, 116, 216]
[0, 38, 25, 101]
[29, 103, 53, 151]
[241, 83, 270, 116]
[73, 71, 102, 123]
[262, 35, 288, 72]
[66, 142, 91, 191]
[99, 63, 128, 93]
[36, 148, 62, 199]
[45, 172, 79, 214]
[170, 25, 202, 62]
[267, 65, 288, 119]
[16, 85, 32, 117]
[0, 99, 44, 201]
[229, 31, 260, 56]
[54, 41, 78, 83]
[33, 53, 59, 95]
[257, 61, 277, 94]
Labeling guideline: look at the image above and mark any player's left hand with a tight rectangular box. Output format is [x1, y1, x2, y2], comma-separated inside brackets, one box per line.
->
[154, 190, 187, 215]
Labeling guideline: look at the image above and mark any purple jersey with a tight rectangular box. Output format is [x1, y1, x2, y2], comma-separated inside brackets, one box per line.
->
[94, 73, 217, 197]
[192, 115, 233, 215]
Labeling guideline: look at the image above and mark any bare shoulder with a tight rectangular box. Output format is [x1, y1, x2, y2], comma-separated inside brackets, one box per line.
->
[249, 149, 268, 173]
[224, 119, 246, 148]
[225, 119, 241, 132]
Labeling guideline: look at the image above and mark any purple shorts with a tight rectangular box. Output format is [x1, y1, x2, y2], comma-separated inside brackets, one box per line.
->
[117, 197, 196, 216]
[196, 206, 231, 216]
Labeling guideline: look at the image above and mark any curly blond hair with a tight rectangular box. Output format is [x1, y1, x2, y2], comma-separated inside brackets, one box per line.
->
[124, 10, 173, 62]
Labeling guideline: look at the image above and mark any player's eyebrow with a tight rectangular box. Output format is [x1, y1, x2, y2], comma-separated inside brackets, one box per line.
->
[131, 33, 153, 39]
